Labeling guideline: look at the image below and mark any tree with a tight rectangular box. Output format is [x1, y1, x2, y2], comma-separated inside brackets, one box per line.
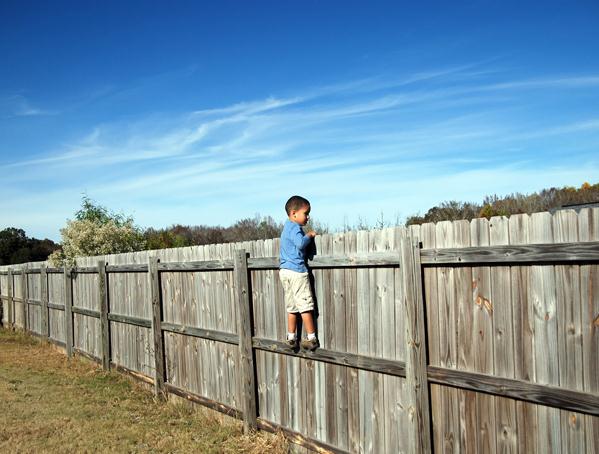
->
[406, 181, 599, 225]
[0, 228, 59, 265]
[49, 197, 146, 266]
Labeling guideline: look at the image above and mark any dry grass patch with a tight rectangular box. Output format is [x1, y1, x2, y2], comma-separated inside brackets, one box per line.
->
[0, 329, 288, 453]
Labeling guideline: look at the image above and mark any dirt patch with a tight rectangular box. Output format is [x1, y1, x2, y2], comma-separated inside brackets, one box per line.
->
[0, 329, 288, 453]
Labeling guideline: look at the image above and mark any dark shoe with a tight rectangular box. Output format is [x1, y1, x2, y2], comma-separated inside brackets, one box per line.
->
[285, 338, 297, 349]
[300, 337, 319, 351]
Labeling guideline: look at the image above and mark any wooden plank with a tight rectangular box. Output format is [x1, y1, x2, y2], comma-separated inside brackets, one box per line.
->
[450, 219, 478, 452]
[553, 210, 586, 453]
[400, 235, 432, 453]
[46, 268, 64, 273]
[332, 233, 348, 450]
[419, 222, 440, 452]
[63, 266, 74, 358]
[344, 230, 360, 454]
[256, 240, 272, 425]
[105, 264, 149, 273]
[71, 307, 100, 318]
[165, 382, 242, 418]
[355, 229, 373, 453]
[207, 244, 220, 404]
[272, 237, 290, 433]
[375, 228, 395, 454]
[250, 253, 400, 269]
[244, 241, 257, 418]
[22, 266, 28, 331]
[71, 266, 98, 273]
[149, 256, 165, 397]
[471, 217, 497, 453]
[319, 233, 337, 445]
[161, 322, 238, 344]
[48, 303, 65, 311]
[312, 234, 326, 441]
[489, 216, 517, 453]
[264, 239, 282, 430]
[434, 221, 459, 453]
[234, 249, 258, 433]
[40, 265, 49, 338]
[509, 213, 538, 453]
[158, 259, 234, 272]
[427, 366, 599, 416]
[579, 208, 599, 451]
[420, 241, 599, 264]
[108, 313, 152, 328]
[530, 212, 561, 453]
[369, 229, 386, 452]
[7, 269, 14, 329]
[252, 337, 406, 376]
[98, 260, 110, 370]
[217, 243, 233, 408]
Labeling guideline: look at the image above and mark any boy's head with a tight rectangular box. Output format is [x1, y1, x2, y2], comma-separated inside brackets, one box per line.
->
[285, 195, 311, 226]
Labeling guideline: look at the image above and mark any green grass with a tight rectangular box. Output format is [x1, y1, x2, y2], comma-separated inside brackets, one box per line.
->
[0, 328, 288, 453]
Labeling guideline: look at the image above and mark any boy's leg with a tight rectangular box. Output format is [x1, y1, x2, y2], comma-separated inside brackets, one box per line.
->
[287, 312, 299, 334]
[286, 313, 299, 347]
[300, 311, 315, 335]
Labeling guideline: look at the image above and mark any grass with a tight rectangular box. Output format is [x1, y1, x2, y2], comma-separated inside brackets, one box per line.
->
[0, 328, 288, 453]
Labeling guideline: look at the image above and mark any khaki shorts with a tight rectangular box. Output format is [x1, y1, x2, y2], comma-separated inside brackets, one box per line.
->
[279, 268, 314, 313]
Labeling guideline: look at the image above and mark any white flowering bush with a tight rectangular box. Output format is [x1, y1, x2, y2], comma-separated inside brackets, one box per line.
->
[49, 197, 146, 266]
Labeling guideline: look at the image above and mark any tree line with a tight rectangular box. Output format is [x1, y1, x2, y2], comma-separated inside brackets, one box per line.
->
[1, 182, 596, 265]
[405, 181, 599, 225]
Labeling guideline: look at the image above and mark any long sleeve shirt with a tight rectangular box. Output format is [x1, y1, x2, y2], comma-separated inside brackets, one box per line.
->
[279, 219, 312, 273]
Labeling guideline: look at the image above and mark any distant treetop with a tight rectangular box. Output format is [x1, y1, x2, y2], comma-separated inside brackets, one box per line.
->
[406, 182, 599, 226]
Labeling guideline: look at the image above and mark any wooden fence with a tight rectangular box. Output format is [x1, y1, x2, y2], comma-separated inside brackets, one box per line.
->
[1, 209, 598, 453]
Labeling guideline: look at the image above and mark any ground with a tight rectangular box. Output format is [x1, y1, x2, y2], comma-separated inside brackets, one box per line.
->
[0, 328, 288, 453]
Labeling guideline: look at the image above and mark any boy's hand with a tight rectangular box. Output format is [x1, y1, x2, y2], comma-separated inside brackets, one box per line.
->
[307, 231, 316, 238]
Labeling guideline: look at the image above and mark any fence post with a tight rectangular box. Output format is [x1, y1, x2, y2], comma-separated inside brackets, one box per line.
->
[22, 267, 28, 332]
[41, 265, 49, 338]
[7, 269, 13, 330]
[149, 257, 166, 398]
[234, 249, 257, 433]
[399, 236, 432, 454]
[63, 266, 74, 358]
[98, 261, 111, 370]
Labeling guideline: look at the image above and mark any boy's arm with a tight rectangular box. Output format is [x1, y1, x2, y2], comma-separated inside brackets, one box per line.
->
[292, 228, 313, 251]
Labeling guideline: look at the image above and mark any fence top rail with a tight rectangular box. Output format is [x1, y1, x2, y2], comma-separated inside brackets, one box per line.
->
[420, 240, 599, 265]
[1, 240, 597, 275]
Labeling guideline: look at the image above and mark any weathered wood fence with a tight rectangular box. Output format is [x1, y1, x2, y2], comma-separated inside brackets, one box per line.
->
[1, 209, 598, 453]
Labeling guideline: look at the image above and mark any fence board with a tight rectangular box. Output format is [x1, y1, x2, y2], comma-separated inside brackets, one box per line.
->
[471, 217, 497, 453]
[579, 208, 599, 453]
[343, 230, 360, 453]
[355, 229, 373, 453]
[530, 212, 561, 453]
[489, 215, 517, 453]
[553, 210, 586, 452]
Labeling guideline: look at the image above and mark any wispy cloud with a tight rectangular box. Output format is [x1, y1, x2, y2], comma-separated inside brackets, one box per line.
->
[2, 65, 598, 239]
[0, 94, 56, 119]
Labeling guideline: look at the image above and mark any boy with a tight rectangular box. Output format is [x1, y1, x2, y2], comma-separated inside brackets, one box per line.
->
[279, 195, 318, 351]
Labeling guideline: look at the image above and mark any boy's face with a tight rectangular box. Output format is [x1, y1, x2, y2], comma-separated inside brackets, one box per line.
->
[290, 204, 310, 226]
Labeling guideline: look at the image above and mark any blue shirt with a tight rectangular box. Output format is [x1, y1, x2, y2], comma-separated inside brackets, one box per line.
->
[280, 219, 312, 273]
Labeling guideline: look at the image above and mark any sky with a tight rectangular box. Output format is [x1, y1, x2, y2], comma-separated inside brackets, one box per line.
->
[1, 1, 599, 241]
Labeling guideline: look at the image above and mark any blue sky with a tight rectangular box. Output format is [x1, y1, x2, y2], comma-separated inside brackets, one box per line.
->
[1, 1, 598, 241]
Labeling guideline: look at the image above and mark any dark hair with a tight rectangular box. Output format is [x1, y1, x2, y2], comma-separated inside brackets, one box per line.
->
[285, 195, 310, 215]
